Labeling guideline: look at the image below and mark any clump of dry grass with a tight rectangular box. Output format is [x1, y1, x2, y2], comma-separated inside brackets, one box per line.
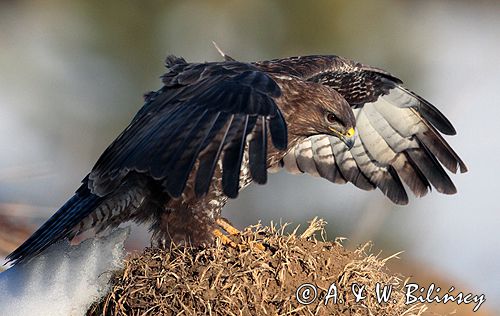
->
[88, 218, 426, 316]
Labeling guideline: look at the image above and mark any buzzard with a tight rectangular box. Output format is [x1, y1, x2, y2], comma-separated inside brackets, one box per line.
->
[6, 52, 467, 265]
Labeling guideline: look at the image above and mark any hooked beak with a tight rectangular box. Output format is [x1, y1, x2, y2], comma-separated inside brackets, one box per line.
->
[332, 127, 356, 150]
[341, 134, 355, 150]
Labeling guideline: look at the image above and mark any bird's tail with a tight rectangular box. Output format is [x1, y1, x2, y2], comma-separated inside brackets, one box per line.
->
[5, 185, 103, 265]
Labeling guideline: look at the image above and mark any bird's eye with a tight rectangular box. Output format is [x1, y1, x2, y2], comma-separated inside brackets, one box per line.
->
[325, 112, 337, 124]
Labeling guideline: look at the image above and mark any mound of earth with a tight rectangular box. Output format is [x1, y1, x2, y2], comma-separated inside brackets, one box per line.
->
[87, 218, 426, 316]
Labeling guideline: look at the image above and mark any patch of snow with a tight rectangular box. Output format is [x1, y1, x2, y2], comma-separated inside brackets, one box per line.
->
[0, 227, 130, 316]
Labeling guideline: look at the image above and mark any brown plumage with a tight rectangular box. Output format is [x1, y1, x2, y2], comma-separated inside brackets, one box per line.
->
[7, 53, 466, 265]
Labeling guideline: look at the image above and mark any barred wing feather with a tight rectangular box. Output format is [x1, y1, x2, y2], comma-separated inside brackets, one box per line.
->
[282, 84, 467, 205]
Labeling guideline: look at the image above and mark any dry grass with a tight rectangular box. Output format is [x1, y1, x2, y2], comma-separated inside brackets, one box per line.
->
[87, 218, 427, 316]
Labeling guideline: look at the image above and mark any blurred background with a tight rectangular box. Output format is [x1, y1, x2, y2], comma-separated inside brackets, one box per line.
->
[0, 0, 498, 313]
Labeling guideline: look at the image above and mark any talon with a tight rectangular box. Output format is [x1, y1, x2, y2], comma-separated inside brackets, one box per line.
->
[213, 228, 238, 248]
[214, 219, 266, 251]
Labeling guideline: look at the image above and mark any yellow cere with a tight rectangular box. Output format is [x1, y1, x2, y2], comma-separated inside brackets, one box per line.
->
[346, 127, 355, 138]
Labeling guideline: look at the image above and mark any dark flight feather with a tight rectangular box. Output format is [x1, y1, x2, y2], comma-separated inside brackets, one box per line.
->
[163, 110, 214, 197]
[248, 116, 268, 184]
[165, 112, 224, 197]
[222, 115, 257, 198]
[89, 62, 284, 198]
[404, 151, 432, 196]
[407, 141, 457, 195]
[268, 108, 288, 150]
[417, 126, 468, 173]
[397, 86, 456, 135]
[6, 182, 103, 265]
[195, 115, 235, 196]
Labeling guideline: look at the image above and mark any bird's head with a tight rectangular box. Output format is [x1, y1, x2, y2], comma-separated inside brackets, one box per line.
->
[282, 82, 357, 149]
[318, 96, 357, 149]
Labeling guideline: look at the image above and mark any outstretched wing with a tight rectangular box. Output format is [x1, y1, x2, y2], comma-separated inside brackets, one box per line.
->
[89, 58, 287, 199]
[276, 56, 466, 205]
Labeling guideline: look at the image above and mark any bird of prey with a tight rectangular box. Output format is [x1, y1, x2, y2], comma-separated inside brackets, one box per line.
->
[6, 51, 467, 265]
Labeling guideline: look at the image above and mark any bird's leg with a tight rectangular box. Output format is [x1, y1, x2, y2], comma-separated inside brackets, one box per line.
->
[214, 218, 265, 251]
[212, 228, 238, 248]
[216, 217, 240, 235]
[214, 218, 240, 248]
